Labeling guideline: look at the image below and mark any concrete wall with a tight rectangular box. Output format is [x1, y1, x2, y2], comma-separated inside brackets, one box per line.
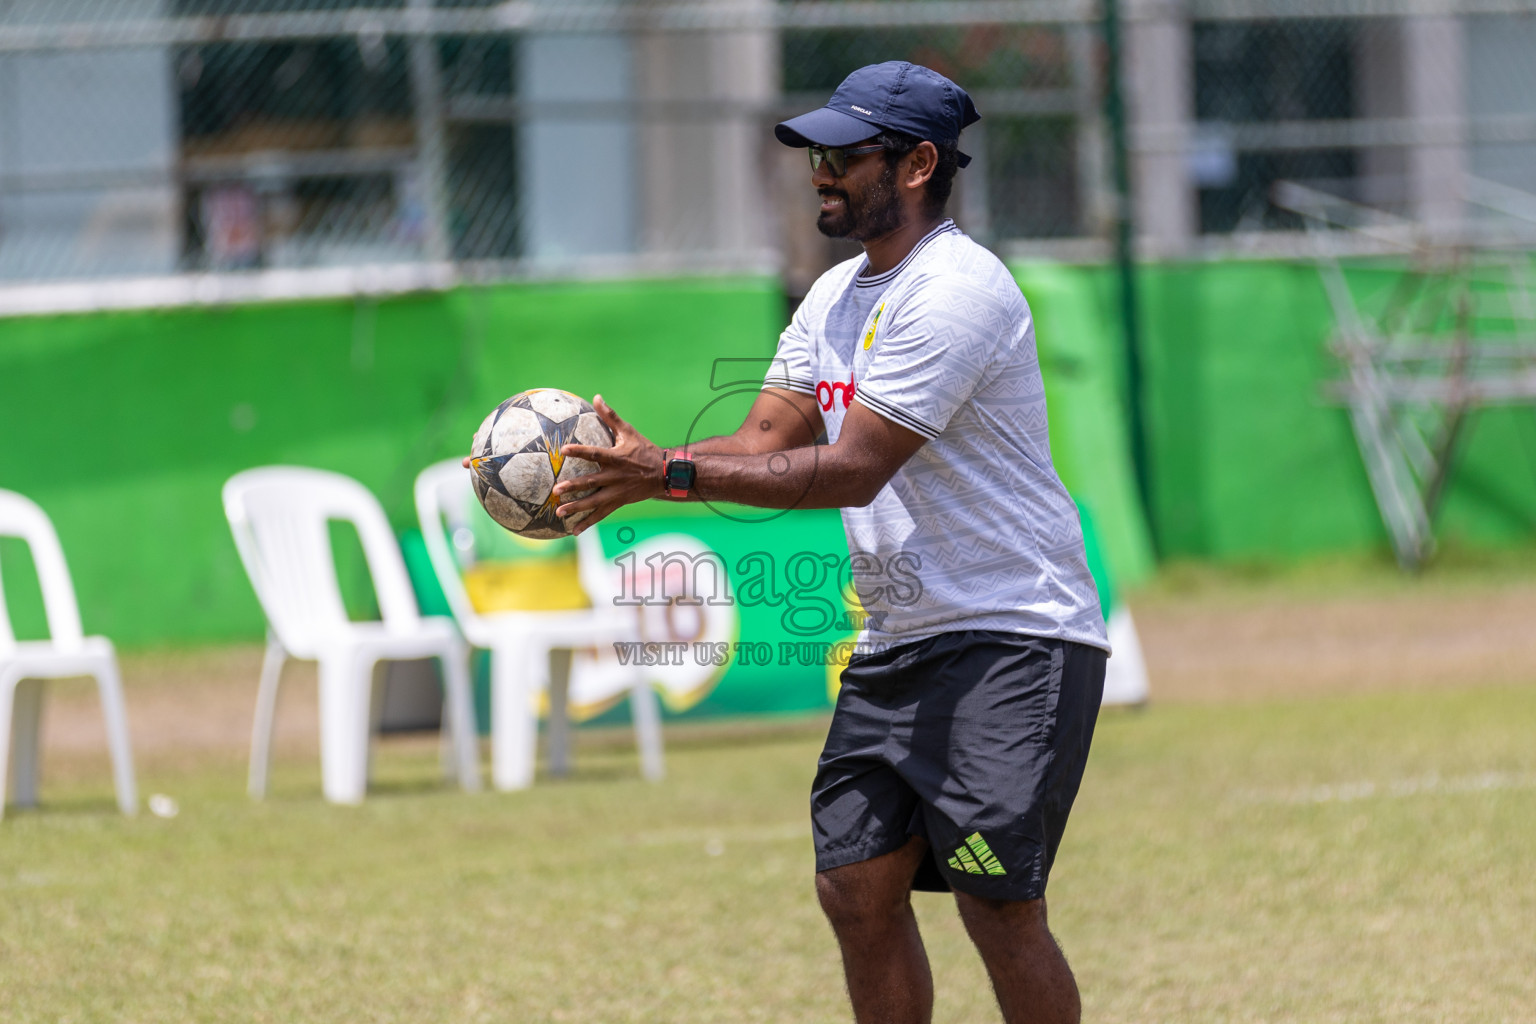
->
[0, 0, 178, 280]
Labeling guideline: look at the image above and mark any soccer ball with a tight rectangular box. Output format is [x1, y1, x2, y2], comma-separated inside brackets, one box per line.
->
[468, 389, 614, 539]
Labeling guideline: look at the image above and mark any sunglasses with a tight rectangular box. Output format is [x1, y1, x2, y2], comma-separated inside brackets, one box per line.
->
[808, 143, 885, 176]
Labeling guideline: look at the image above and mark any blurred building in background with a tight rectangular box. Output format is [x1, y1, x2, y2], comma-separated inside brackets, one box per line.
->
[3, 0, 1536, 303]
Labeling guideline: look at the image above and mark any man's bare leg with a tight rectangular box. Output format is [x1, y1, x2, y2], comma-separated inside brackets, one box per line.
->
[952, 893, 1080, 1024]
[815, 836, 934, 1024]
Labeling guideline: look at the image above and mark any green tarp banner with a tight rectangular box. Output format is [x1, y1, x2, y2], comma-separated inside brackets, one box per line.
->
[4, 260, 1533, 656]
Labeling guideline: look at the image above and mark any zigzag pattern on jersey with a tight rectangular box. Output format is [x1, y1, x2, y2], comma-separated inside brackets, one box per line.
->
[860, 275, 1014, 333]
[856, 511, 1081, 554]
[856, 389, 939, 439]
[852, 489, 1083, 537]
[862, 321, 999, 367]
[869, 303, 1012, 362]
[846, 539, 1100, 630]
[886, 576, 1035, 611]
[848, 532, 1032, 567]
[827, 303, 872, 333]
[878, 485, 1044, 525]
[865, 538, 1091, 581]
[902, 456, 1042, 489]
[886, 541, 1038, 576]
[987, 371, 1048, 400]
[878, 494, 1044, 533]
[883, 532, 1025, 569]
[871, 473, 1073, 522]
[900, 429, 1055, 480]
[923, 291, 1014, 335]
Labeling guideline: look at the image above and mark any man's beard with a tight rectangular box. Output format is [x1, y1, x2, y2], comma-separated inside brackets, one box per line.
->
[817, 161, 903, 242]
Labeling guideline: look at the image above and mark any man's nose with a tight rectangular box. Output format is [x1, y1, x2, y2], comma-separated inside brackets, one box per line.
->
[812, 160, 836, 188]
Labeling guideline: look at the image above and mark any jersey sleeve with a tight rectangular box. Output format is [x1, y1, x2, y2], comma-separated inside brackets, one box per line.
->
[854, 276, 1020, 440]
[763, 296, 817, 396]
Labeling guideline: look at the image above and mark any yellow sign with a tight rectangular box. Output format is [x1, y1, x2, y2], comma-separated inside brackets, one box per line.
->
[462, 558, 590, 614]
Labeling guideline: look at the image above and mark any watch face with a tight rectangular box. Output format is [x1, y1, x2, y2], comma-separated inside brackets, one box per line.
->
[666, 459, 696, 490]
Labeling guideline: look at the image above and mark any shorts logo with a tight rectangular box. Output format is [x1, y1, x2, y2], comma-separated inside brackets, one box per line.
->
[948, 832, 1006, 876]
[816, 375, 855, 411]
[862, 303, 884, 351]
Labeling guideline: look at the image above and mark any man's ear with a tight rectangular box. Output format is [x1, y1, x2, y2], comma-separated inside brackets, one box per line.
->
[903, 141, 939, 192]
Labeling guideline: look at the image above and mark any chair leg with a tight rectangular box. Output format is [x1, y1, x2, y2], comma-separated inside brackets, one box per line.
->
[0, 673, 23, 819]
[248, 633, 286, 800]
[439, 645, 482, 793]
[318, 652, 372, 805]
[92, 658, 138, 816]
[630, 675, 665, 783]
[9, 677, 44, 808]
[491, 643, 540, 791]
[367, 665, 387, 786]
[547, 649, 572, 779]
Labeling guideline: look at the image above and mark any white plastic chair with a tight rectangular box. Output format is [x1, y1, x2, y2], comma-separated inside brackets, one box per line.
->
[414, 459, 664, 790]
[0, 490, 136, 819]
[223, 466, 482, 805]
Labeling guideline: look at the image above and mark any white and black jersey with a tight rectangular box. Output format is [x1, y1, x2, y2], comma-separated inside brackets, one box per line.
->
[766, 219, 1109, 652]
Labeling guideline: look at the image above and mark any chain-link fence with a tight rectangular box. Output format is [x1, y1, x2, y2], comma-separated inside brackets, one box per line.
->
[3, 1, 1536, 303]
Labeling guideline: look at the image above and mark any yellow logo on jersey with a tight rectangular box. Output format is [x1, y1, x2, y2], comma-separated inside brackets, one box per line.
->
[863, 303, 884, 350]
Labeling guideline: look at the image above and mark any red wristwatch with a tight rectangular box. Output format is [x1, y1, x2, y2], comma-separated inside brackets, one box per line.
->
[664, 448, 696, 499]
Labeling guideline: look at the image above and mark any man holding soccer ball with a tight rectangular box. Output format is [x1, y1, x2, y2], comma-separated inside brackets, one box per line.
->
[550, 62, 1110, 1024]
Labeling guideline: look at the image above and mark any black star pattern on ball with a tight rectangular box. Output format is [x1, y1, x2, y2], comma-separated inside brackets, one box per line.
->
[477, 396, 519, 458]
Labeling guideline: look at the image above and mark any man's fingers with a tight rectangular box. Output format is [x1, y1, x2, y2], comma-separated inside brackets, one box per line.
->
[461, 455, 472, 469]
[555, 492, 608, 519]
[592, 394, 632, 436]
[559, 444, 613, 468]
[553, 469, 614, 497]
[554, 496, 591, 518]
[570, 505, 614, 536]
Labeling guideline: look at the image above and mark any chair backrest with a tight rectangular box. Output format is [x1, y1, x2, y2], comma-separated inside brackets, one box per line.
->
[0, 489, 86, 652]
[223, 466, 421, 658]
[573, 518, 617, 611]
[413, 459, 616, 639]
[413, 460, 481, 629]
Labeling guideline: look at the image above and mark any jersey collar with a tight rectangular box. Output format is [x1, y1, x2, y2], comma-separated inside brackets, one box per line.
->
[855, 219, 959, 288]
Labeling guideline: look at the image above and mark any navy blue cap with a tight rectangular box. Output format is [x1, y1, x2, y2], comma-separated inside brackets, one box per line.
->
[775, 62, 981, 168]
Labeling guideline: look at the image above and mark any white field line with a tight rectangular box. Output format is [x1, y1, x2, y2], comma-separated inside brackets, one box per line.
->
[1240, 770, 1536, 806]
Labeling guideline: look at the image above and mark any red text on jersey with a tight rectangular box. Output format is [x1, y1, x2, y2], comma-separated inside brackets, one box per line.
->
[817, 375, 856, 412]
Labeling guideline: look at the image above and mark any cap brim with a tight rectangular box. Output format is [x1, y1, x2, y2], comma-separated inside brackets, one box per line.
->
[776, 105, 976, 170]
[775, 106, 883, 148]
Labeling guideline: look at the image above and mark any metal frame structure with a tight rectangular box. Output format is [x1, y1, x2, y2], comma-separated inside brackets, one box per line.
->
[1277, 177, 1536, 568]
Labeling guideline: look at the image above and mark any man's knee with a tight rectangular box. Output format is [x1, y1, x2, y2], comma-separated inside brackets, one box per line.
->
[816, 851, 921, 933]
[817, 866, 904, 932]
[952, 892, 1052, 936]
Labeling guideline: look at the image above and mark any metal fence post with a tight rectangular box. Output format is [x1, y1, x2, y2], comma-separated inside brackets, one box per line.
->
[408, 0, 452, 263]
[1102, 0, 1155, 556]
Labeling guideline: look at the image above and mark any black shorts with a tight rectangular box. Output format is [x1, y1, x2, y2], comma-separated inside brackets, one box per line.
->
[811, 631, 1106, 901]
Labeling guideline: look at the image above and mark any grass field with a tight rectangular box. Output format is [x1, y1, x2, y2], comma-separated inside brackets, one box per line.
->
[5, 568, 1536, 1023]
